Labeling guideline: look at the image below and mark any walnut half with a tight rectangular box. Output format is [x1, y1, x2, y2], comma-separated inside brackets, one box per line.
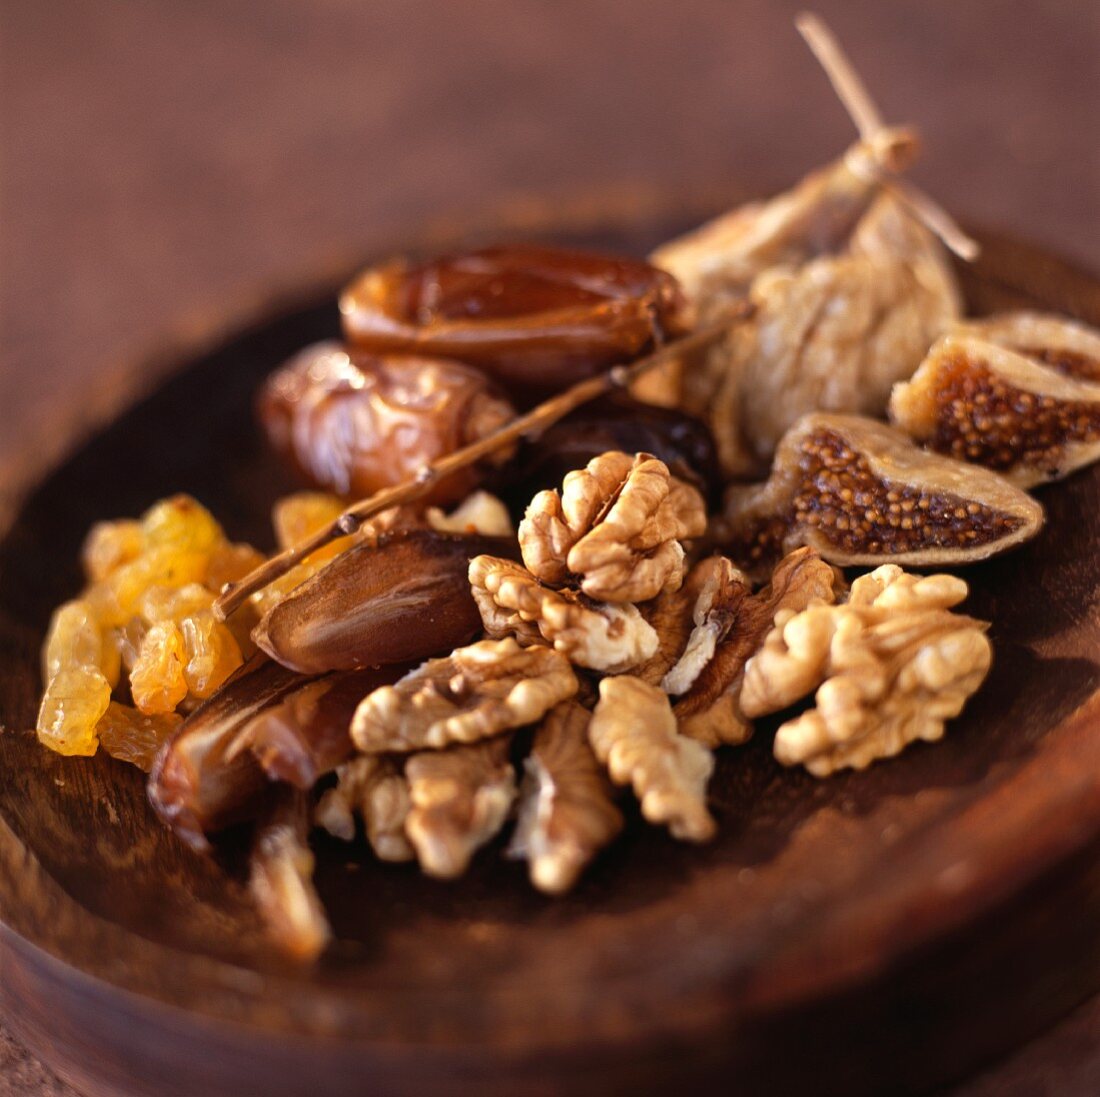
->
[509, 700, 624, 895]
[589, 676, 716, 842]
[519, 451, 707, 603]
[741, 565, 992, 776]
[351, 638, 578, 753]
[469, 555, 658, 673]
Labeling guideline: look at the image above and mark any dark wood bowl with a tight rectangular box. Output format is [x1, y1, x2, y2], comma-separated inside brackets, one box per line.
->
[2, 199, 1099, 1097]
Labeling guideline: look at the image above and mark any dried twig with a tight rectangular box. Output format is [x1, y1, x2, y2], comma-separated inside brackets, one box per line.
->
[797, 11, 980, 262]
[215, 314, 742, 619]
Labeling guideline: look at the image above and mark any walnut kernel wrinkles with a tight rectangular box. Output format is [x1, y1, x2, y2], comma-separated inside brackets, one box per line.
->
[314, 754, 414, 862]
[889, 335, 1100, 489]
[634, 557, 746, 687]
[350, 638, 578, 753]
[509, 700, 624, 895]
[469, 555, 658, 673]
[404, 736, 517, 879]
[741, 565, 991, 776]
[673, 548, 841, 748]
[723, 413, 1044, 569]
[519, 451, 707, 603]
[589, 676, 716, 842]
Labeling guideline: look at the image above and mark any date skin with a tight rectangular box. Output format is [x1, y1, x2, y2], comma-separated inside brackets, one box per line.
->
[339, 243, 690, 395]
[257, 342, 515, 506]
[504, 394, 722, 505]
[253, 530, 520, 675]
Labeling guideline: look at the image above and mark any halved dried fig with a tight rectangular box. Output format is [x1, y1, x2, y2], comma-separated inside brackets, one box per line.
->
[890, 333, 1100, 488]
[253, 530, 518, 674]
[257, 341, 515, 505]
[339, 244, 688, 394]
[952, 311, 1100, 381]
[723, 413, 1044, 569]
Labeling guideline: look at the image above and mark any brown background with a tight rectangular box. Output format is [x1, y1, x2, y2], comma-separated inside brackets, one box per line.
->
[1, 1, 1098, 1092]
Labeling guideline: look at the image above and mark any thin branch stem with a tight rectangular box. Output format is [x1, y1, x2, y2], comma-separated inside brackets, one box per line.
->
[797, 10, 980, 262]
[215, 313, 743, 619]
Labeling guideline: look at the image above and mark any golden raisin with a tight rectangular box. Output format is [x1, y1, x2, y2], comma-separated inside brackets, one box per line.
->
[42, 599, 120, 689]
[96, 702, 182, 771]
[272, 493, 346, 551]
[130, 621, 188, 714]
[180, 609, 243, 698]
[141, 495, 223, 556]
[82, 520, 145, 583]
[37, 667, 112, 756]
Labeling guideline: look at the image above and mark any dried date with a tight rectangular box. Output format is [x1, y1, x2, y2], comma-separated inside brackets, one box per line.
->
[257, 342, 516, 505]
[339, 244, 689, 394]
[253, 530, 519, 675]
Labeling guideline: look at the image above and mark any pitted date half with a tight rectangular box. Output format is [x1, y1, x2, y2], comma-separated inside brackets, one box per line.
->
[339, 243, 689, 394]
[257, 342, 516, 506]
[253, 529, 520, 675]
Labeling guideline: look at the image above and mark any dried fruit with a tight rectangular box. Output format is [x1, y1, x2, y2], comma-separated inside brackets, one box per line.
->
[519, 451, 706, 603]
[340, 243, 688, 393]
[272, 492, 348, 551]
[82, 519, 144, 582]
[404, 736, 516, 879]
[469, 555, 658, 673]
[723, 413, 1044, 569]
[673, 549, 841, 747]
[250, 789, 331, 962]
[96, 703, 183, 771]
[315, 754, 414, 862]
[130, 621, 189, 714]
[235, 667, 402, 789]
[425, 491, 514, 537]
[148, 656, 310, 849]
[42, 599, 120, 689]
[589, 676, 716, 842]
[509, 700, 623, 894]
[36, 666, 113, 757]
[890, 333, 1100, 488]
[741, 565, 991, 776]
[647, 160, 960, 477]
[351, 638, 578, 753]
[257, 341, 516, 505]
[513, 394, 720, 503]
[254, 531, 516, 674]
[952, 311, 1100, 381]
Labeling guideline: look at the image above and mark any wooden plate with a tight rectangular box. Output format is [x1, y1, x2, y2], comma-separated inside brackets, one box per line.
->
[2, 200, 1100, 1097]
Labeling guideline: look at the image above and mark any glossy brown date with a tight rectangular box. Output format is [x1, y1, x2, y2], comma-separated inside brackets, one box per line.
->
[252, 529, 519, 675]
[239, 666, 405, 789]
[257, 342, 516, 505]
[507, 394, 721, 503]
[339, 244, 690, 393]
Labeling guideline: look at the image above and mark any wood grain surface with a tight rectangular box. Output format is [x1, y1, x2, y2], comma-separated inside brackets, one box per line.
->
[1, 1, 1098, 1093]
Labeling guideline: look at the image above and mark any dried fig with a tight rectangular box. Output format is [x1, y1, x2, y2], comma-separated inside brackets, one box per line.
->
[723, 413, 1044, 569]
[257, 341, 515, 505]
[340, 243, 689, 394]
[890, 332, 1100, 488]
[253, 530, 518, 674]
[952, 311, 1100, 381]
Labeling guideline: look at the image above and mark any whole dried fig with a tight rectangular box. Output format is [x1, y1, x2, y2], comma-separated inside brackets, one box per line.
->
[253, 530, 518, 674]
[339, 244, 688, 394]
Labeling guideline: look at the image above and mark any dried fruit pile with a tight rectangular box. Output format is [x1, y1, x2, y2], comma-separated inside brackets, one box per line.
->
[30, 17, 1100, 960]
